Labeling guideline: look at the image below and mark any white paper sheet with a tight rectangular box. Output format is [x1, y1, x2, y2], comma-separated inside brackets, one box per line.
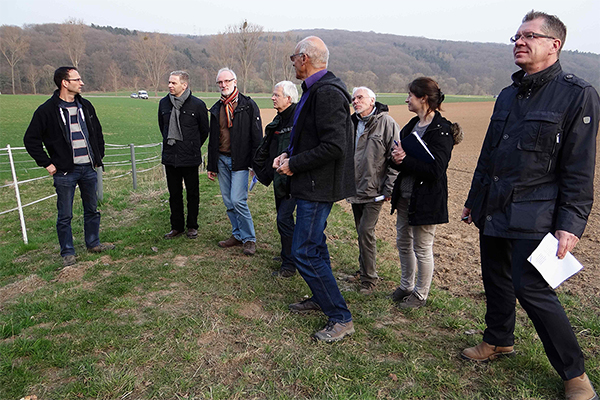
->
[527, 233, 584, 289]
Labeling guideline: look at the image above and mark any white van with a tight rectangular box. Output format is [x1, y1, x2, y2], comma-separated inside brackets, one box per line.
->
[138, 90, 149, 99]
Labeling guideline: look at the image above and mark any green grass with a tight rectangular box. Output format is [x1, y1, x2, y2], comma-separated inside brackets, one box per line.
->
[0, 95, 596, 399]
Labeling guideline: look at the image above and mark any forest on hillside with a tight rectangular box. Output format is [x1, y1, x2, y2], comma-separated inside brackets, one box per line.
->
[1, 21, 598, 96]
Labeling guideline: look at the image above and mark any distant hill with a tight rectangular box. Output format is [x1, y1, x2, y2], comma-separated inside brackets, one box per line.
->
[1, 23, 598, 95]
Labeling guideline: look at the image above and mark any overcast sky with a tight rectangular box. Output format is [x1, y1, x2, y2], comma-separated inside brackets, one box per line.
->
[1, 0, 599, 54]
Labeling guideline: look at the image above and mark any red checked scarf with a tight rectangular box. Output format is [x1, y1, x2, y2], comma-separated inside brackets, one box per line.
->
[220, 86, 239, 128]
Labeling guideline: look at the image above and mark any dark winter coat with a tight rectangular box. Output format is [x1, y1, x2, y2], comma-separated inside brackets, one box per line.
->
[465, 61, 600, 239]
[252, 103, 296, 199]
[24, 90, 104, 172]
[158, 93, 209, 167]
[207, 92, 262, 172]
[390, 111, 462, 226]
[287, 71, 356, 202]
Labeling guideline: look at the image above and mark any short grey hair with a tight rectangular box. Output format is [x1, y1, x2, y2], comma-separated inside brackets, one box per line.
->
[296, 36, 329, 68]
[352, 87, 376, 101]
[216, 67, 237, 81]
[275, 81, 299, 103]
[170, 70, 189, 85]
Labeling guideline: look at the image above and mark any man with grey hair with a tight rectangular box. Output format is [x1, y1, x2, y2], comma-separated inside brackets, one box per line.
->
[253, 81, 299, 277]
[347, 86, 400, 295]
[273, 36, 356, 342]
[207, 68, 262, 255]
[461, 11, 599, 400]
[158, 70, 209, 239]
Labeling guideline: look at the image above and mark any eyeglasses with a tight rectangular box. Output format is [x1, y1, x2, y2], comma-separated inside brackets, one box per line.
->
[65, 78, 83, 82]
[510, 32, 556, 43]
[289, 52, 304, 61]
[216, 78, 235, 86]
[352, 95, 365, 102]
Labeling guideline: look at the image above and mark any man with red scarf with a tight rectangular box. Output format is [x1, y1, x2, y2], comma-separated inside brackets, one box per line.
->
[207, 68, 262, 255]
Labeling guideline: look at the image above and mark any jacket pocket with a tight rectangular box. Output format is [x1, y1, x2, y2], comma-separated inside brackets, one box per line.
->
[508, 183, 558, 232]
[517, 111, 562, 153]
[489, 110, 509, 148]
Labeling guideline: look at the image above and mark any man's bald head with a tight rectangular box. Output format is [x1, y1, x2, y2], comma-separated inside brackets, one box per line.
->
[295, 36, 329, 69]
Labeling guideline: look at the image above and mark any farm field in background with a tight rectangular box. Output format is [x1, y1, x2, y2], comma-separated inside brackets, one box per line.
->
[0, 95, 598, 399]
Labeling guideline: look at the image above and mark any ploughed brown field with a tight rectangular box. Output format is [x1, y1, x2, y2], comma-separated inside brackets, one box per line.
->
[261, 102, 600, 303]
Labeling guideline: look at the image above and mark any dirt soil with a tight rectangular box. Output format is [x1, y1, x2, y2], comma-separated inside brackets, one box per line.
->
[336, 102, 600, 302]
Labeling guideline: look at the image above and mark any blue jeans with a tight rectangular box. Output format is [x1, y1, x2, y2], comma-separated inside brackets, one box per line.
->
[217, 154, 255, 243]
[275, 195, 297, 271]
[53, 164, 101, 256]
[293, 199, 352, 323]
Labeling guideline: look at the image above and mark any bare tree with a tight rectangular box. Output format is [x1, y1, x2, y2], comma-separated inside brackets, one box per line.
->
[107, 61, 121, 95]
[229, 20, 263, 93]
[0, 25, 30, 94]
[132, 33, 171, 97]
[59, 18, 86, 68]
[24, 63, 40, 94]
[280, 32, 297, 82]
[263, 32, 279, 87]
[208, 32, 236, 73]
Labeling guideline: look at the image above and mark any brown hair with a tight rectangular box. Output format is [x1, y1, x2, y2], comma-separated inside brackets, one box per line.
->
[523, 10, 566, 54]
[408, 77, 445, 114]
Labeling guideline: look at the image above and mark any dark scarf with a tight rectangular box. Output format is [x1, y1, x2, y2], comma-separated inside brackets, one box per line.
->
[167, 87, 191, 145]
[221, 86, 239, 128]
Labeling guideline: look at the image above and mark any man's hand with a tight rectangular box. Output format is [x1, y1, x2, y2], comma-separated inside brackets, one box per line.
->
[46, 164, 57, 176]
[272, 153, 288, 169]
[555, 230, 579, 259]
[207, 171, 217, 181]
[461, 207, 472, 224]
[276, 158, 293, 176]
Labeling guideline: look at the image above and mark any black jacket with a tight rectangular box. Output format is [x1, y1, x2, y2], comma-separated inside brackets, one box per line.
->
[24, 90, 104, 172]
[465, 61, 600, 239]
[287, 71, 355, 202]
[390, 111, 462, 226]
[252, 103, 296, 198]
[158, 93, 209, 167]
[207, 92, 262, 172]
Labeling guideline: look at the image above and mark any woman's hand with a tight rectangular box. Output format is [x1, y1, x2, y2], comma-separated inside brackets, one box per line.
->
[391, 142, 406, 164]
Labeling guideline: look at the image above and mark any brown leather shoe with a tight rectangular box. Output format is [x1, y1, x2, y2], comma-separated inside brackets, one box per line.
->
[164, 230, 183, 239]
[565, 373, 599, 400]
[289, 298, 321, 313]
[88, 243, 116, 252]
[243, 241, 256, 255]
[186, 228, 198, 239]
[461, 341, 515, 362]
[218, 235, 243, 248]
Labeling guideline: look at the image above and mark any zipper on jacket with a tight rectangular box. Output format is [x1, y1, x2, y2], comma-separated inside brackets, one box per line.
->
[547, 132, 560, 173]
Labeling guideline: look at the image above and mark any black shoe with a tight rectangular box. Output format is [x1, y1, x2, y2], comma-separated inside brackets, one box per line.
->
[391, 287, 412, 302]
[289, 298, 321, 313]
[272, 268, 296, 278]
[164, 230, 183, 239]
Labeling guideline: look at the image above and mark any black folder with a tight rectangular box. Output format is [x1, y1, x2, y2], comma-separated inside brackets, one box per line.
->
[401, 131, 435, 163]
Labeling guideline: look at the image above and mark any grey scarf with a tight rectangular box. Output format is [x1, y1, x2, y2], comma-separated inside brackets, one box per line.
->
[167, 87, 191, 145]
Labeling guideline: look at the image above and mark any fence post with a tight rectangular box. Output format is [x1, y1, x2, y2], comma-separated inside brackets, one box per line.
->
[7, 145, 29, 244]
[130, 143, 137, 190]
[97, 167, 103, 202]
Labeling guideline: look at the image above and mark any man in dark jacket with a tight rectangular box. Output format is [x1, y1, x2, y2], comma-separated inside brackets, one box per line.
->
[273, 36, 355, 342]
[24, 66, 114, 268]
[207, 68, 262, 255]
[461, 11, 599, 400]
[252, 81, 298, 277]
[158, 70, 209, 239]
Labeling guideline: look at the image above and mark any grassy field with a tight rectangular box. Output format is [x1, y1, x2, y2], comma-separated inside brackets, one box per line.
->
[1, 95, 596, 399]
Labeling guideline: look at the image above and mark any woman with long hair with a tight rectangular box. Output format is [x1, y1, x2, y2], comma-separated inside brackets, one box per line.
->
[390, 77, 463, 309]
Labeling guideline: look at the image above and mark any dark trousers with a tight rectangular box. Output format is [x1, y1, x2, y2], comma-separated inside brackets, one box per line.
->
[165, 165, 200, 231]
[480, 234, 585, 380]
[351, 202, 383, 284]
[275, 194, 297, 271]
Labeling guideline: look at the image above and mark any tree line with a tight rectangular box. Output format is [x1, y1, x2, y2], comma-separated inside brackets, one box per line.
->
[1, 21, 598, 96]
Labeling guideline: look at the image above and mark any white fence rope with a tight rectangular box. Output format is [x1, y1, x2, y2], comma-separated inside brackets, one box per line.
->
[0, 142, 163, 224]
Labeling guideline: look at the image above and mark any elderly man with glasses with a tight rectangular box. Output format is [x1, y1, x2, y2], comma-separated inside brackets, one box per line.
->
[207, 68, 262, 255]
[461, 11, 599, 400]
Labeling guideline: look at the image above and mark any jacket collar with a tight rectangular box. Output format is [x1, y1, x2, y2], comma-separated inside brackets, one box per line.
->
[512, 60, 562, 95]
